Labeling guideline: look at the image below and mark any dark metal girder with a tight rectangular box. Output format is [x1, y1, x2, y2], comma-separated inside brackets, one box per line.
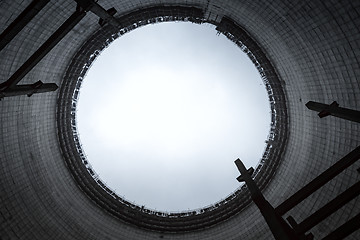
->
[235, 159, 301, 240]
[0, 0, 50, 52]
[0, 81, 58, 99]
[287, 181, 360, 234]
[276, 146, 360, 215]
[306, 101, 360, 123]
[0, 9, 86, 91]
[74, 0, 119, 27]
[320, 212, 360, 240]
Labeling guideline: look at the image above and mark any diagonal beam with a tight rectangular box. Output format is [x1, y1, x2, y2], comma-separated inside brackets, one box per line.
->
[276, 146, 360, 215]
[0, 8, 86, 91]
[320, 212, 360, 240]
[0, 0, 50, 52]
[288, 181, 360, 234]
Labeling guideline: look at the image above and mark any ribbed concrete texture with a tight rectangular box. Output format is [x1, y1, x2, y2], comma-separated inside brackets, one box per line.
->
[1, 0, 360, 239]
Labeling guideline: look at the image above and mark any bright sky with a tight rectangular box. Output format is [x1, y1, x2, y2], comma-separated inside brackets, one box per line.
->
[77, 22, 270, 212]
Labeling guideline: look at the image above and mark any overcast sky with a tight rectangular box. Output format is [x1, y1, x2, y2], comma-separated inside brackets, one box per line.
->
[77, 22, 270, 212]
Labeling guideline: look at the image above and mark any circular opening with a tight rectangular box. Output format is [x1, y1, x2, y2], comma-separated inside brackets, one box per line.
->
[77, 22, 271, 212]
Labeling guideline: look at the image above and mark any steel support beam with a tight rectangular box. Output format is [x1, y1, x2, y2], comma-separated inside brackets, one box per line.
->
[287, 181, 360, 234]
[74, 0, 119, 27]
[0, 81, 58, 99]
[0, 0, 50, 52]
[306, 101, 360, 123]
[235, 159, 302, 240]
[0, 0, 118, 99]
[276, 146, 360, 215]
[321, 212, 360, 240]
[0, 8, 86, 91]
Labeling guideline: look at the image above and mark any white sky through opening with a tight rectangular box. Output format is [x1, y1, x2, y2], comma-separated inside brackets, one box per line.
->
[77, 22, 271, 212]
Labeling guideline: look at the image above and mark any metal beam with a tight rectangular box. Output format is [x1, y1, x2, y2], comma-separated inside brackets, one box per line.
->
[235, 159, 301, 240]
[287, 181, 360, 234]
[74, 0, 119, 27]
[0, 9, 86, 91]
[0, 0, 50, 52]
[276, 146, 360, 215]
[0, 81, 58, 99]
[306, 101, 360, 123]
[320, 212, 360, 240]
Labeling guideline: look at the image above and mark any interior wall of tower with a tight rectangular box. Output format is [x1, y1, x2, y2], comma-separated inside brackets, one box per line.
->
[0, 0, 359, 239]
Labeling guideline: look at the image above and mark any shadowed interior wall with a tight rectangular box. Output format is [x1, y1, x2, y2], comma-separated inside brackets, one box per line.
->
[0, 0, 359, 239]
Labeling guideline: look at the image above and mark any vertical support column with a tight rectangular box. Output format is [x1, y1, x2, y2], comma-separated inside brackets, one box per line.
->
[234, 159, 303, 240]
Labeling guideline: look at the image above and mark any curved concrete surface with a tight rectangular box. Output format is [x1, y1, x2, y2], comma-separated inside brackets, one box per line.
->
[1, 0, 359, 239]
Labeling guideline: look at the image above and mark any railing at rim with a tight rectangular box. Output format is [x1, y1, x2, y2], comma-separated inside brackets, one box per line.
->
[69, 17, 279, 218]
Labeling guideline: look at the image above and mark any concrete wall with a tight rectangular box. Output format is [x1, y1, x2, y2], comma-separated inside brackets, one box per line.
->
[1, 0, 359, 239]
